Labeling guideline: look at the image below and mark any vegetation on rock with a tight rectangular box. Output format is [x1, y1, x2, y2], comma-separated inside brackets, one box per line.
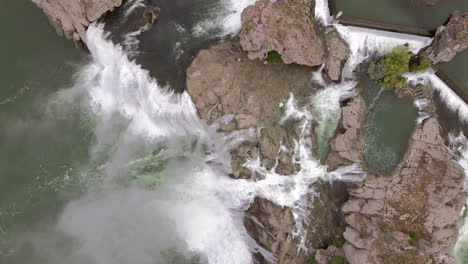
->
[266, 50, 282, 63]
[410, 57, 432, 72]
[333, 236, 346, 248]
[367, 45, 411, 90]
[455, 31, 464, 40]
[368, 45, 432, 90]
[404, 230, 421, 247]
[328, 256, 347, 264]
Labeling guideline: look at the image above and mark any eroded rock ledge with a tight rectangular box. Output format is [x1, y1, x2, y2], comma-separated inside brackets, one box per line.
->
[32, 0, 123, 44]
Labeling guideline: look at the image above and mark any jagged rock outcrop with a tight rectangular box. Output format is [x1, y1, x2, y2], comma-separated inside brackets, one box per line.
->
[326, 96, 366, 171]
[341, 117, 466, 263]
[32, 0, 123, 44]
[187, 41, 313, 177]
[186, 41, 348, 263]
[239, 0, 324, 66]
[419, 11, 467, 64]
[324, 29, 349, 82]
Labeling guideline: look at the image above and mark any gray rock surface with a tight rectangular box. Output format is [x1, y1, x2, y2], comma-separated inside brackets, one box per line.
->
[239, 0, 324, 66]
[419, 11, 467, 63]
[32, 0, 123, 44]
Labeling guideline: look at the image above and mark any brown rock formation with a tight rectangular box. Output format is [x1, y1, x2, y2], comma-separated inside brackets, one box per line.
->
[419, 11, 467, 64]
[32, 0, 123, 44]
[186, 41, 349, 263]
[239, 0, 324, 66]
[326, 96, 366, 171]
[324, 29, 349, 82]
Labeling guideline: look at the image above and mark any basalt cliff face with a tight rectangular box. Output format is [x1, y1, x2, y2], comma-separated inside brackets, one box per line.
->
[32, 0, 123, 44]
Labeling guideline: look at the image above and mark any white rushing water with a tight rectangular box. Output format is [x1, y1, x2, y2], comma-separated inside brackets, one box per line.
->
[49, 18, 367, 264]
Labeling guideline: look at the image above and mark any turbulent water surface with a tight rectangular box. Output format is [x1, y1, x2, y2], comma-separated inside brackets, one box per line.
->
[2, 0, 468, 263]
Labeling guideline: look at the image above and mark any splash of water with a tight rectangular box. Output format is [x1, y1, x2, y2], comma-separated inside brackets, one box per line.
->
[192, 0, 257, 38]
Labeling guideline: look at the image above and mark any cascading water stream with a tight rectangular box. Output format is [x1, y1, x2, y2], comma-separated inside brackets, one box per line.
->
[48, 12, 368, 262]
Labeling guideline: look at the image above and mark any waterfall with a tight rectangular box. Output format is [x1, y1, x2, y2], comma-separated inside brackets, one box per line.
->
[45, 20, 365, 264]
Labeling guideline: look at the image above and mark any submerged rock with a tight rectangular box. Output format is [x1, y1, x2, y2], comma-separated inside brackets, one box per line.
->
[419, 11, 467, 64]
[32, 0, 123, 45]
[239, 0, 324, 66]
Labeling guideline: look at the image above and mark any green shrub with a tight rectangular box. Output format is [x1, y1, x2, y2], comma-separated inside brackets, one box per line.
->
[403, 230, 420, 247]
[309, 260, 318, 264]
[455, 31, 464, 40]
[410, 57, 432, 72]
[380, 223, 389, 233]
[328, 256, 347, 264]
[333, 236, 346, 248]
[266, 50, 282, 63]
[367, 45, 412, 90]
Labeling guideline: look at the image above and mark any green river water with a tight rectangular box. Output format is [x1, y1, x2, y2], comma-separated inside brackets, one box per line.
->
[0, 0, 89, 259]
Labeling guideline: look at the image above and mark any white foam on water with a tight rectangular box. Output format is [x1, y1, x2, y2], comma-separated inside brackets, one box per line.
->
[447, 133, 468, 263]
[406, 71, 468, 123]
[192, 0, 257, 38]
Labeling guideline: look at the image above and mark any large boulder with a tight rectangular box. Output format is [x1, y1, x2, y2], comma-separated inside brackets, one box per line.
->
[419, 11, 467, 63]
[32, 0, 123, 44]
[239, 0, 324, 66]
